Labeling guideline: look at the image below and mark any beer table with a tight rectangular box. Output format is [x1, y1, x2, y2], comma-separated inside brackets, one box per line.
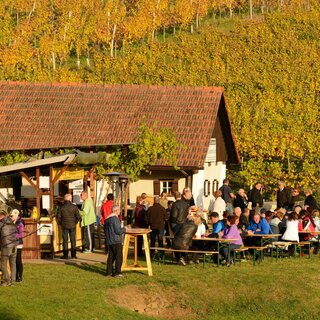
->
[122, 228, 153, 276]
[193, 237, 238, 266]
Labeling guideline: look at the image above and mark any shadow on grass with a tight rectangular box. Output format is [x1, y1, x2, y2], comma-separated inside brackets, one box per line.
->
[0, 308, 23, 320]
[65, 261, 106, 276]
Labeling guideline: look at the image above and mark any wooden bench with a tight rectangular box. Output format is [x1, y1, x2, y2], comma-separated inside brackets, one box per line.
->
[244, 246, 268, 265]
[233, 247, 249, 265]
[267, 241, 292, 261]
[294, 241, 311, 258]
[149, 247, 219, 268]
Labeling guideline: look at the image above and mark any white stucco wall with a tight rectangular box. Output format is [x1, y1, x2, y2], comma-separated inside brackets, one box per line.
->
[192, 161, 226, 211]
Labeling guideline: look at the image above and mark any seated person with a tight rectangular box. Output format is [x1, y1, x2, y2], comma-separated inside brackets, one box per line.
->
[194, 213, 207, 238]
[282, 211, 299, 242]
[191, 212, 207, 264]
[270, 209, 286, 239]
[172, 214, 199, 266]
[311, 209, 320, 231]
[238, 208, 250, 238]
[220, 215, 243, 266]
[208, 211, 224, 238]
[247, 213, 271, 235]
[299, 209, 317, 254]
[245, 213, 271, 248]
[222, 211, 230, 227]
[299, 209, 317, 241]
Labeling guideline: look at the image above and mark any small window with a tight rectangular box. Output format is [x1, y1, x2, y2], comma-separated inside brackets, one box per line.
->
[160, 180, 173, 195]
[205, 138, 216, 163]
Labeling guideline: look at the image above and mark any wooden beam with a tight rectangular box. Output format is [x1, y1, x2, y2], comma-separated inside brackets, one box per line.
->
[49, 166, 54, 216]
[89, 166, 95, 200]
[52, 165, 70, 184]
[19, 171, 37, 189]
[36, 167, 41, 217]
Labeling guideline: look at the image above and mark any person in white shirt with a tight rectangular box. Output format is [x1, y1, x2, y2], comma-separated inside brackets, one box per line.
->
[213, 190, 226, 220]
[282, 211, 299, 243]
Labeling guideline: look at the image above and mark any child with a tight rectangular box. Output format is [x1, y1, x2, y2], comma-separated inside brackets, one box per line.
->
[104, 205, 126, 277]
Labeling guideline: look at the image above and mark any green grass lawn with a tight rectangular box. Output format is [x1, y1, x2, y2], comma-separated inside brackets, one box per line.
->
[1, 256, 320, 320]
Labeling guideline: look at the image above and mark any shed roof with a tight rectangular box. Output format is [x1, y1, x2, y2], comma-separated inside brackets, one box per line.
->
[0, 82, 239, 167]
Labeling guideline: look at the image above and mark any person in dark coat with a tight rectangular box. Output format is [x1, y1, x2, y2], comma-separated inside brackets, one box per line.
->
[172, 215, 199, 265]
[288, 188, 301, 210]
[134, 196, 148, 257]
[219, 179, 236, 214]
[10, 209, 24, 282]
[169, 190, 190, 234]
[233, 189, 248, 212]
[276, 181, 291, 210]
[104, 205, 126, 277]
[304, 189, 319, 210]
[146, 196, 167, 258]
[249, 183, 264, 209]
[57, 194, 81, 259]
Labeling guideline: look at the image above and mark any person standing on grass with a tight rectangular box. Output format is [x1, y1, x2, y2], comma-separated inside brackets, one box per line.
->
[100, 193, 114, 254]
[233, 189, 248, 213]
[100, 194, 114, 225]
[160, 191, 169, 209]
[80, 191, 96, 253]
[248, 182, 264, 212]
[104, 205, 126, 277]
[0, 211, 17, 286]
[172, 214, 199, 266]
[10, 209, 24, 282]
[277, 181, 291, 210]
[212, 190, 226, 220]
[170, 190, 190, 235]
[57, 194, 81, 259]
[219, 179, 236, 214]
[146, 196, 167, 259]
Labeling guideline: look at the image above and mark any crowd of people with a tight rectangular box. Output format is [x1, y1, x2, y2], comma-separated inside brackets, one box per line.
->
[132, 180, 320, 267]
[0, 179, 319, 284]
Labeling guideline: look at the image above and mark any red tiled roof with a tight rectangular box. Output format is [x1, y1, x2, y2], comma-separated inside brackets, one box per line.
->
[0, 82, 238, 167]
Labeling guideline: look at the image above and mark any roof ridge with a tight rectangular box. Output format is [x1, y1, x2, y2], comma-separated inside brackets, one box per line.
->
[0, 81, 224, 91]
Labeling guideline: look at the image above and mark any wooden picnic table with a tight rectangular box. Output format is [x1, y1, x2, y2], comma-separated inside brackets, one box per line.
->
[299, 230, 320, 243]
[122, 228, 153, 276]
[247, 234, 281, 247]
[192, 237, 239, 265]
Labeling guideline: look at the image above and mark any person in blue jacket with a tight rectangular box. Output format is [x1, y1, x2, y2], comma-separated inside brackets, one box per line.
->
[245, 213, 271, 253]
[209, 212, 224, 237]
[247, 213, 271, 235]
[104, 205, 126, 277]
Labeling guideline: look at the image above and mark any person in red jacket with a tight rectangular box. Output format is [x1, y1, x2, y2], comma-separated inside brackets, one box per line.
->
[100, 194, 114, 225]
[298, 209, 317, 247]
[101, 193, 114, 254]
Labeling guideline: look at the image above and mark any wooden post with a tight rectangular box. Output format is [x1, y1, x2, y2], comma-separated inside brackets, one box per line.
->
[89, 166, 95, 200]
[36, 167, 41, 217]
[49, 166, 54, 216]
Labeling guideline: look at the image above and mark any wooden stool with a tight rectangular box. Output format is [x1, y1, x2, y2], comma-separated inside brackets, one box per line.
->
[122, 228, 153, 276]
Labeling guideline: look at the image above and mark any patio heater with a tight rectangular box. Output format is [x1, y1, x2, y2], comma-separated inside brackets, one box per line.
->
[119, 173, 129, 223]
[104, 172, 128, 223]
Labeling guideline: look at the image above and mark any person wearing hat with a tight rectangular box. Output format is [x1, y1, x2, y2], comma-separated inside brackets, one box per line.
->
[10, 209, 24, 282]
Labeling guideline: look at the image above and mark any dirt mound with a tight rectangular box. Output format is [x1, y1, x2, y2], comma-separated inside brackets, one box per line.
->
[107, 284, 193, 319]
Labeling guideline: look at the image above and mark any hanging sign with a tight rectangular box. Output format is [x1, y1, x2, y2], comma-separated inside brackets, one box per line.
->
[53, 168, 84, 181]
